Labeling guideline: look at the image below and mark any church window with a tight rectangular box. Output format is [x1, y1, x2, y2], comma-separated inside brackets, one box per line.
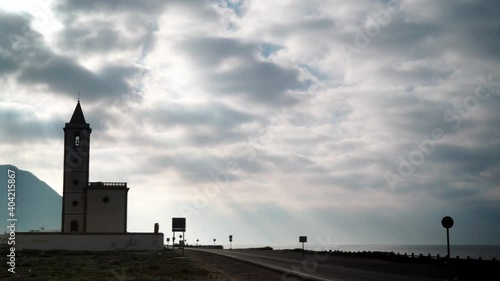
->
[70, 220, 79, 232]
[103, 196, 110, 203]
[75, 135, 80, 147]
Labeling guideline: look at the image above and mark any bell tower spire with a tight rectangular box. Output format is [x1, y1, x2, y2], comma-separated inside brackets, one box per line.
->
[69, 100, 87, 124]
[61, 101, 92, 233]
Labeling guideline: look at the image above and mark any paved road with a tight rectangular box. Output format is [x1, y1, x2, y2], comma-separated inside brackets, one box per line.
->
[187, 249, 454, 281]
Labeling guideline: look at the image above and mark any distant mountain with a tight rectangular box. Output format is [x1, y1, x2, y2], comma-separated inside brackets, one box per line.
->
[1, 164, 61, 232]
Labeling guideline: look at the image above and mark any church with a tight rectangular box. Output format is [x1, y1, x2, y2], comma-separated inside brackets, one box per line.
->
[17, 101, 164, 251]
[61, 101, 128, 233]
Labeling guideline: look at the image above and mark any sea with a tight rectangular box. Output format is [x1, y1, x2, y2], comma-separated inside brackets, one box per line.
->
[237, 244, 500, 260]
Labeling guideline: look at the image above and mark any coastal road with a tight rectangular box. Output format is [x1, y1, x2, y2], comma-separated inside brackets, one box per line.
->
[186, 248, 454, 281]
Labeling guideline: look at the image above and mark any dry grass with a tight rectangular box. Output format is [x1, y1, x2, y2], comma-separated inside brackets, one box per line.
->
[1, 246, 229, 281]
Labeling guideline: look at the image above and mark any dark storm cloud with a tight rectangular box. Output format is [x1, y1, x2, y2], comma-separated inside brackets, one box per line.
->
[181, 37, 254, 65]
[435, 185, 481, 200]
[348, 0, 500, 65]
[0, 11, 35, 75]
[0, 11, 142, 102]
[0, 55, 16, 75]
[438, 0, 500, 60]
[178, 37, 303, 104]
[363, 20, 443, 58]
[433, 144, 500, 176]
[211, 60, 302, 104]
[17, 57, 139, 99]
[138, 102, 259, 147]
[0, 22, 18, 75]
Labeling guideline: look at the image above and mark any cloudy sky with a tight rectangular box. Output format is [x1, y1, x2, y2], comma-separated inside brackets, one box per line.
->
[1, 0, 500, 247]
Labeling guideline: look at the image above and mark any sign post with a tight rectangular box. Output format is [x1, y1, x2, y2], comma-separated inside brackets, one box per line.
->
[229, 235, 233, 250]
[299, 236, 307, 256]
[441, 216, 454, 259]
[172, 217, 186, 255]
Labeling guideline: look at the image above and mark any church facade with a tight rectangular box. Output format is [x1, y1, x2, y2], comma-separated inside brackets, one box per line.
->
[61, 101, 128, 233]
[17, 101, 164, 251]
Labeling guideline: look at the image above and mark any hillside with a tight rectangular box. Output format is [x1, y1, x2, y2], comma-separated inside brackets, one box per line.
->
[1, 164, 61, 232]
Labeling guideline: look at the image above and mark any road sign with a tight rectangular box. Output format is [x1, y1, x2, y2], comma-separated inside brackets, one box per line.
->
[441, 216, 454, 229]
[299, 236, 307, 255]
[172, 217, 186, 231]
[441, 216, 454, 259]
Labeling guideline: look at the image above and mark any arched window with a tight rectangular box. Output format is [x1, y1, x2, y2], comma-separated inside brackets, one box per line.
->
[74, 135, 80, 147]
[70, 220, 79, 232]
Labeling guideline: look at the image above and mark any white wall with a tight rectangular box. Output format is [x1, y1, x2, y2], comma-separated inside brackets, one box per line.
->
[17, 233, 164, 251]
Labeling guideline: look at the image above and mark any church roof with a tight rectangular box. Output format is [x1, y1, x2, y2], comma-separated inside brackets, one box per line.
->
[69, 101, 87, 124]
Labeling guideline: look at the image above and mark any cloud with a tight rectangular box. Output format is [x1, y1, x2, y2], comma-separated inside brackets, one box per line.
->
[177, 36, 303, 104]
[0, 102, 61, 143]
[55, 0, 170, 14]
[17, 57, 140, 99]
[1, 0, 500, 245]
[57, 21, 153, 53]
[147, 102, 256, 129]
[0, 11, 144, 103]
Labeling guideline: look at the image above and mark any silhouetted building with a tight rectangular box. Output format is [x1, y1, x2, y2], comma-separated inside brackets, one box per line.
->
[61, 101, 128, 233]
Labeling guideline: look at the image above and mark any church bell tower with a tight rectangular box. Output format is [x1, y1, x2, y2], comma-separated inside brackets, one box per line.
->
[61, 101, 91, 233]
